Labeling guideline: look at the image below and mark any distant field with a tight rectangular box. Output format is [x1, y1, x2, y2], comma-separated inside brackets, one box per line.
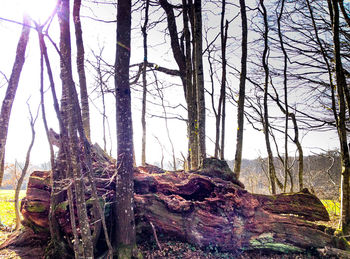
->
[0, 189, 26, 229]
[322, 199, 340, 216]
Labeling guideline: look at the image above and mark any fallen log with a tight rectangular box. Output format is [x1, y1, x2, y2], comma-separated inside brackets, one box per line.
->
[15, 150, 343, 252]
[133, 170, 333, 253]
[18, 158, 345, 254]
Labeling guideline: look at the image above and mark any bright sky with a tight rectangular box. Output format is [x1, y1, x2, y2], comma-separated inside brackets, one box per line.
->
[0, 0, 340, 169]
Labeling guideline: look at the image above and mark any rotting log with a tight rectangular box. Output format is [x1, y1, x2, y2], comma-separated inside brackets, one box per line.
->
[18, 160, 345, 254]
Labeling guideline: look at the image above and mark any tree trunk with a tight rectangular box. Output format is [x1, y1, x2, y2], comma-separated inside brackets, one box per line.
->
[114, 0, 138, 257]
[276, 0, 289, 193]
[0, 16, 30, 186]
[159, 0, 199, 169]
[219, 7, 228, 161]
[15, 105, 36, 230]
[233, 0, 248, 178]
[73, 0, 91, 141]
[58, 0, 94, 257]
[193, 0, 206, 165]
[141, 0, 149, 166]
[260, 0, 278, 194]
[184, 0, 198, 170]
[329, 0, 350, 235]
[38, 28, 72, 257]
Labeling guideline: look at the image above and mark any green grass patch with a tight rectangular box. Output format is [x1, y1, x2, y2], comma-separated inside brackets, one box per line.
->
[322, 199, 340, 216]
[0, 189, 26, 229]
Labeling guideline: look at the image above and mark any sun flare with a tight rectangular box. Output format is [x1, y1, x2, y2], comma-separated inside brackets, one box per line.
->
[16, 0, 58, 23]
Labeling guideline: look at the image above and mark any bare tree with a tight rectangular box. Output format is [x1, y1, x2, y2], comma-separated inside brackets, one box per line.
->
[14, 101, 38, 230]
[58, 0, 94, 256]
[141, 0, 150, 166]
[114, 0, 138, 256]
[0, 16, 30, 186]
[159, 0, 203, 169]
[73, 0, 91, 140]
[260, 0, 279, 194]
[233, 0, 248, 177]
[193, 0, 206, 164]
[328, 0, 350, 235]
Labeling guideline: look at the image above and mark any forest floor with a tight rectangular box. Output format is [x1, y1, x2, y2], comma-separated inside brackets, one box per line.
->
[0, 234, 339, 259]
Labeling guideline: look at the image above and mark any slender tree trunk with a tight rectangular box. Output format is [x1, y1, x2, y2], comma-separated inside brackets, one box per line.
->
[183, 0, 198, 170]
[260, 0, 278, 194]
[276, 0, 289, 192]
[73, 0, 91, 141]
[291, 114, 303, 191]
[159, 0, 199, 169]
[329, 0, 350, 235]
[234, 0, 248, 177]
[114, 0, 138, 257]
[141, 0, 149, 166]
[214, 2, 228, 160]
[306, 0, 338, 192]
[15, 104, 37, 230]
[38, 29, 71, 256]
[193, 0, 206, 165]
[58, 1, 94, 257]
[220, 16, 228, 160]
[0, 16, 30, 186]
[207, 46, 221, 158]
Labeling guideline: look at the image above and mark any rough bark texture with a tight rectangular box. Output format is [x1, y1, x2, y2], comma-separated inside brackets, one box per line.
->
[114, 0, 138, 256]
[193, 0, 206, 164]
[19, 154, 345, 255]
[58, 0, 94, 256]
[329, 0, 350, 235]
[73, 0, 91, 141]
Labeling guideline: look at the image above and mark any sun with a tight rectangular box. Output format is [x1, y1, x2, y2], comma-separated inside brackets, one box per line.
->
[17, 0, 58, 23]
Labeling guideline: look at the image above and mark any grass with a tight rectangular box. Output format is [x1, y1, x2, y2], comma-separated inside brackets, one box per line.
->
[0, 190, 26, 229]
[321, 199, 340, 229]
[322, 199, 340, 215]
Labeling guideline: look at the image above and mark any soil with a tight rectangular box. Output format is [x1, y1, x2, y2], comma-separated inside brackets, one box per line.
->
[0, 230, 340, 259]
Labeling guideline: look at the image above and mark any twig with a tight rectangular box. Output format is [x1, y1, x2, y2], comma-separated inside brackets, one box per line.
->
[150, 221, 162, 251]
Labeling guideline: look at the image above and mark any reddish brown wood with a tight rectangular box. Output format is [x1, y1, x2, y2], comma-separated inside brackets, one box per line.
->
[20, 160, 339, 253]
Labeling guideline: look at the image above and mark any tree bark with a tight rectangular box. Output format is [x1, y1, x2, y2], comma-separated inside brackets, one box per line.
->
[159, 0, 199, 169]
[260, 0, 279, 194]
[193, 0, 206, 165]
[329, 0, 350, 235]
[114, 0, 138, 257]
[58, 0, 94, 257]
[38, 28, 72, 257]
[73, 0, 91, 141]
[219, 2, 228, 161]
[276, 0, 290, 192]
[184, 0, 198, 170]
[233, 0, 248, 178]
[141, 0, 149, 166]
[0, 16, 30, 186]
[21, 165, 342, 255]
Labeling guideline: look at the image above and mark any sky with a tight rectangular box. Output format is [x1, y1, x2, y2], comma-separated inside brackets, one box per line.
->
[0, 0, 341, 169]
